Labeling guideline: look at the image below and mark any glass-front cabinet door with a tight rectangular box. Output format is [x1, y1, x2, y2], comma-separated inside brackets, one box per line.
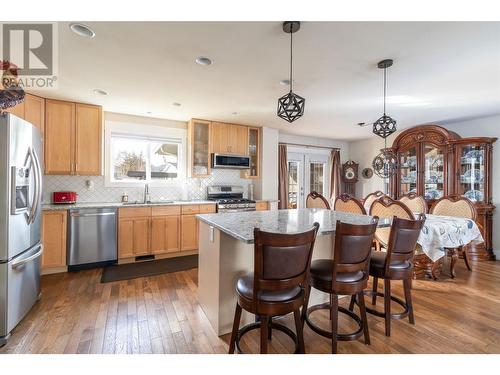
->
[188, 119, 211, 177]
[457, 144, 486, 203]
[423, 143, 445, 200]
[241, 127, 260, 179]
[398, 147, 418, 197]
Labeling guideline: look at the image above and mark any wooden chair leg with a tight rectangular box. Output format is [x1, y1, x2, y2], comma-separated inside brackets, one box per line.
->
[462, 247, 472, 271]
[384, 279, 391, 337]
[348, 294, 356, 312]
[449, 249, 458, 278]
[357, 292, 370, 345]
[301, 284, 311, 326]
[403, 278, 415, 325]
[260, 316, 269, 354]
[372, 277, 378, 305]
[228, 303, 242, 354]
[331, 294, 339, 354]
[268, 317, 273, 340]
[293, 308, 305, 354]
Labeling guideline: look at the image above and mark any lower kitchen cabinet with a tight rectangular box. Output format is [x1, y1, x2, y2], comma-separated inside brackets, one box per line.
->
[118, 217, 150, 258]
[256, 201, 269, 211]
[181, 215, 198, 251]
[41, 211, 67, 270]
[151, 216, 180, 254]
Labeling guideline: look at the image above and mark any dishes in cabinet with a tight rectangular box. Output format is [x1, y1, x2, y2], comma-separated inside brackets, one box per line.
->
[461, 150, 484, 164]
[401, 170, 417, 183]
[460, 169, 484, 183]
[464, 189, 484, 202]
[401, 155, 417, 168]
[424, 189, 443, 200]
[425, 172, 443, 184]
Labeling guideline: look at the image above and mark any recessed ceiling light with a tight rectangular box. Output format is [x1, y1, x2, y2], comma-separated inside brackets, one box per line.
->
[172, 102, 181, 107]
[93, 89, 108, 96]
[232, 112, 239, 115]
[70, 23, 96, 38]
[146, 111, 152, 115]
[195, 56, 212, 66]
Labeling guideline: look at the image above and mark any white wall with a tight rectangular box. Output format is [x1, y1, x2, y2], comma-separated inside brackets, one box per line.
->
[279, 132, 350, 162]
[349, 114, 500, 255]
[258, 127, 279, 200]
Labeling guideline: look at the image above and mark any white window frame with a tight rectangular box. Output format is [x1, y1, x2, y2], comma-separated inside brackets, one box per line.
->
[104, 121, 187, 187]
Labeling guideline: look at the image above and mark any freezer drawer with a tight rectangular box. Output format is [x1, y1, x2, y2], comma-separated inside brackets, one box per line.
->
[0, 242, 43, 340]
[68, 208, 117, 267]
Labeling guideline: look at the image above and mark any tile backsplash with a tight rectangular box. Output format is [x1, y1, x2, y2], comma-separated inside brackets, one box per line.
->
[43, 169, 252, 203]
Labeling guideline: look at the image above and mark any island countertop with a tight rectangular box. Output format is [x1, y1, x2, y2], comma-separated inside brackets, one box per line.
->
[196, 208, 389, 243]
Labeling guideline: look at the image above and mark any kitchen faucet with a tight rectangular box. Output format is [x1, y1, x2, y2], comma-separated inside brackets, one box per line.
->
[144, 183, 150, 204]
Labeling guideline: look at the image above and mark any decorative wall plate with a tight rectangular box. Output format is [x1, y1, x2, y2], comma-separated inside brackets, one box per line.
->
[361, 168, 373, 179]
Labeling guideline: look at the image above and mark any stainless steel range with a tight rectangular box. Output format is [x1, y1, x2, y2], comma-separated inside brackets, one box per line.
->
[207, 185, 256, 213]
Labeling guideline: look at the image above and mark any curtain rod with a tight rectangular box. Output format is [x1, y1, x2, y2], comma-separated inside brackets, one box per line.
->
[279, 142, 340, 151]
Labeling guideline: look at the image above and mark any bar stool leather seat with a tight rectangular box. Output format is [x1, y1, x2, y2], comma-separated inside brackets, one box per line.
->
[236, 273, 302, 304]
[369, 251, 411, 277]
[310, 259, 364, 284]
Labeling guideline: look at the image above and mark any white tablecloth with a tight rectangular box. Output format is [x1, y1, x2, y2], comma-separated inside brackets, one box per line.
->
[417, 214, 484, 261]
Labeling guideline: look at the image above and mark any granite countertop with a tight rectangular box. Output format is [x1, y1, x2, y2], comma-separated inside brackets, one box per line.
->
[197, 208, 390, 243]
[42, 200, 216, 211]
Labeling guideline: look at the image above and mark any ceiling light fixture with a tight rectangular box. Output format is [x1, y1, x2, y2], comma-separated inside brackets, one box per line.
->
[195, 57, 212, 66]
[232, 112, 239, 115]
[69, 23, 96, 38]
[172, 102, 181, 106]
[277, 21, 305, 123]
[372, 59, 398, 179]
[93, 89, 108, 96]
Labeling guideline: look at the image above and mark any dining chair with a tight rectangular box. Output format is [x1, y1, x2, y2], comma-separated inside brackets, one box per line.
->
[334, 193, 366, 215]
[228, 223, 319, 354]
[363, 191, 385, 213]
[353, 216, 425, 336]
[369, 196, 415, 251]
[430, 195, 478, 277]
[306, 191, 331, 209]
[399, 192, 427, 214]
[303, 218, 378, 354]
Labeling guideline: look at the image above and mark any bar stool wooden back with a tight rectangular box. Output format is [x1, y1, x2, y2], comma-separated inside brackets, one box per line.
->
[359, 216, 425, 337]
[228, 223, 320, 354]
[303, 218, 379, 353]
[306, 191, 331, 209]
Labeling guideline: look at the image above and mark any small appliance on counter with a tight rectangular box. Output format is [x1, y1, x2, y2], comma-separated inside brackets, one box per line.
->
[52, 191, 77, 204]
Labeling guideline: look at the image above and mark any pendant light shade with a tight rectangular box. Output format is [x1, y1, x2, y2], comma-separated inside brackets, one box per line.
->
[277, 21, 305, 123]
[372, 59, 397, 139]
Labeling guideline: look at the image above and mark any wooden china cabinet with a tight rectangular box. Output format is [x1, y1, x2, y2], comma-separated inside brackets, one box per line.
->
[388, 125, 497, 261]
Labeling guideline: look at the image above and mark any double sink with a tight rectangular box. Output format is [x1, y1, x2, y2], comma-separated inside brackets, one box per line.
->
[122, 200, 175, 206]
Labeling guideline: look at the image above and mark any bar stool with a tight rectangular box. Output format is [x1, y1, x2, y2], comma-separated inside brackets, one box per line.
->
[354, 216, 425, 336]
[228, 223, 320, 354]
[303, 218, 378, 354]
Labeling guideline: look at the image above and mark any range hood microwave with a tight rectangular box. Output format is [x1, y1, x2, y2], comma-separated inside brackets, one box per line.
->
[211, 153, 250, 169]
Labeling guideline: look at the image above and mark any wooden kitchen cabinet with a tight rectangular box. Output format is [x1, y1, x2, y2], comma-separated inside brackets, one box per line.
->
[4, 100, 25, 118]
[188, 119, 211, 177]
[181, 214, 198, 251]
[45, 99, 75, 174]
[241, 127, 260, 179]
[75, 103, 102, 175]
[118, 217, 150, 258]
[24, 94, 45, 133]
[41, 211, 67, 270]
[151, 216, 180, 254]
[210, 122, 248, 155]
[255, 201, 269, 211]
[45, 99, 102, 175]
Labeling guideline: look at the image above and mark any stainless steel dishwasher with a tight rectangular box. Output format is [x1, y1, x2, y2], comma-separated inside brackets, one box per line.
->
[68, 207, 117, 271]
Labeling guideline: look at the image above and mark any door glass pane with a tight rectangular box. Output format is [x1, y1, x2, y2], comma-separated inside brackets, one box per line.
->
[288, 161, 299, 209]
[309, 162, 325, 195]
[399, 147, 417, 196]
[423, 144, 444, 200]
[458, 145, 485, 202]
[150, 141, 179, 180]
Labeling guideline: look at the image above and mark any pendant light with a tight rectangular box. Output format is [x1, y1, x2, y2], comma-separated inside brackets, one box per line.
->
[277, 21, 305, 123]
[372, 59, 398, 179]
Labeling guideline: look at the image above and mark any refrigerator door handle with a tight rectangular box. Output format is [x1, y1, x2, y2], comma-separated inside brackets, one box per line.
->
[26, 147, 41, 225]
[11, 243, 44, 269]
[31, 147, 43, 221]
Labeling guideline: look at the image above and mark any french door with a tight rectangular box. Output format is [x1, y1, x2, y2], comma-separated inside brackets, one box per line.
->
[287, 152, 329, 209]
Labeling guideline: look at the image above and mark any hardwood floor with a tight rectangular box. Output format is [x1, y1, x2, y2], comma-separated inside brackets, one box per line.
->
[2, 260, 500, 354]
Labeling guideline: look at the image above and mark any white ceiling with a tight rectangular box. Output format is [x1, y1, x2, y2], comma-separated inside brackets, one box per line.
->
[34, 21, 500, 140]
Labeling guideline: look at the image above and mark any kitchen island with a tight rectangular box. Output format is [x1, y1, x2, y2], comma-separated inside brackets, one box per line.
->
[196, 208, 387, 336]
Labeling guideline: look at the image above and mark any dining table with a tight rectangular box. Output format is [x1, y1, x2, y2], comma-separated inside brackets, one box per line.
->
[415, 213, 484, 278]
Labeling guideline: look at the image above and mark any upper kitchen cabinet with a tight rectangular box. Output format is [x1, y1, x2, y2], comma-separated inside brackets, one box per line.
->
[45, 99, 102, 175]
[45, 99, 75, 174]
[188, 119, 211, 177]
[4, 94, 45, 133]
[241, 127, 260, 179]
[75, 103, 102, 175]
[210, 121, 248, 155]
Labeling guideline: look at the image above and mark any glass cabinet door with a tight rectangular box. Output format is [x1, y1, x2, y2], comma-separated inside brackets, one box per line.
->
[247, 127, 259, 178]
[423, 143, 445, 200]
[190, 120, 210, 176]
[457, 144, 485, 203]
[399, 147, 418, 196]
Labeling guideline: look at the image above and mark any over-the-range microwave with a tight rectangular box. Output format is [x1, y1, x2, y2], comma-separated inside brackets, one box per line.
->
[211, 153, 250, 169]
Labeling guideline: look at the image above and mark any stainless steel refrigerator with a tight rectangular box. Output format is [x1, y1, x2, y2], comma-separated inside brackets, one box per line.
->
[0, 113, 43, 346]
